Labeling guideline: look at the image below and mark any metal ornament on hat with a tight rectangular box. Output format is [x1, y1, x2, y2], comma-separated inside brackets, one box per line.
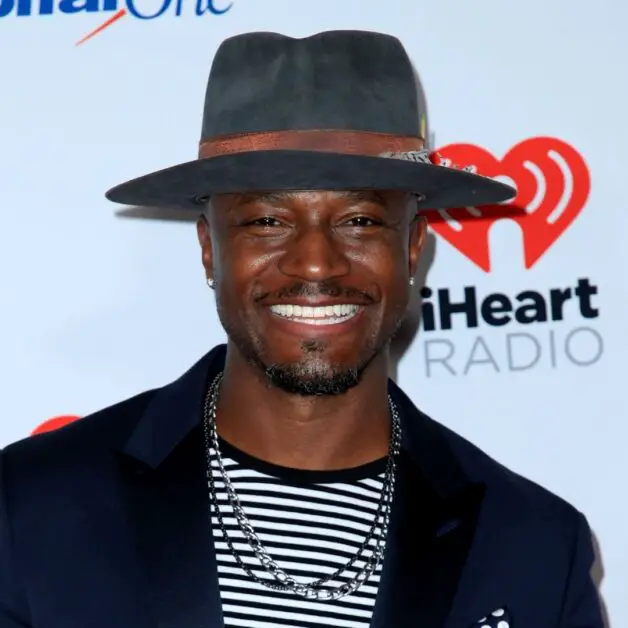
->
[202, 371, 403, 601]
[380, 147, 480, 175]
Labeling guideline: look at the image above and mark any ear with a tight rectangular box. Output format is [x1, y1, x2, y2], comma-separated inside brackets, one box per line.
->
[408, 213, 427, 279]
[196, 213, 214, 281]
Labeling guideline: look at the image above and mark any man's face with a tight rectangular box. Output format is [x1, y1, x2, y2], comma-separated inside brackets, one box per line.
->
[197, 190, 426, 395]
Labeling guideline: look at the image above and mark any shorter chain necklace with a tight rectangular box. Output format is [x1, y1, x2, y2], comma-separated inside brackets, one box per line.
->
[202, 371, 402, 601]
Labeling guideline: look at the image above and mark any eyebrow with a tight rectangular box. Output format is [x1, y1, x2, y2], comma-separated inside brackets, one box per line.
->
[233, 190, 388, 207]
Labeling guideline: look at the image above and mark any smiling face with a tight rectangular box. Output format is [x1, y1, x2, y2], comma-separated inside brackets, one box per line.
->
[197, 189, 426, 396]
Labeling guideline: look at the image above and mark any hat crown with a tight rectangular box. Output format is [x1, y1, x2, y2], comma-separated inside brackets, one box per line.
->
[200, 30, 425, 140]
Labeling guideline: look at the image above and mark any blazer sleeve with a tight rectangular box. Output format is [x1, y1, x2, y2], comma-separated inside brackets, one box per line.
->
[0, 449, 32, 628]
[558, 510, 606, 628]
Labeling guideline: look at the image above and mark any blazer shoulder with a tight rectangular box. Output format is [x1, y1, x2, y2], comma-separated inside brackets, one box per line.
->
[428, 413, 581, 520]
[1, 388, 156, 479]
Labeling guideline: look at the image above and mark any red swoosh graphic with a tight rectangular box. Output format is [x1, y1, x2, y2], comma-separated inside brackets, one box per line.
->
[76, 8, 127, 46]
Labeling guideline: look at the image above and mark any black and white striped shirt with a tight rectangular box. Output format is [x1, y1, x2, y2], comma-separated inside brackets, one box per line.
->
[209, 438, 387, 628]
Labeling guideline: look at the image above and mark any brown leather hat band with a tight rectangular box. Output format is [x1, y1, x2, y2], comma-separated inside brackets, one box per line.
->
[198, 130, 424, 159]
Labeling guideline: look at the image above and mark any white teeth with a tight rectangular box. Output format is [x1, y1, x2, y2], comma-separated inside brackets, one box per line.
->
[269, 304, 360, 325]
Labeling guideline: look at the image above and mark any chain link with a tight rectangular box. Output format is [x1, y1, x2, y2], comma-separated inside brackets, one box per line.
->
[202, 371, 401, 601]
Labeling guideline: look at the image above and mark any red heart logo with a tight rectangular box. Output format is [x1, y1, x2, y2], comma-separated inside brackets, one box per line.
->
[422, 137, 591, 271]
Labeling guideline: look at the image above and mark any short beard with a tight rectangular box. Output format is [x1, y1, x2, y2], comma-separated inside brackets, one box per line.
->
[264, 359, 363, 396]
[226, 329, 382, 396]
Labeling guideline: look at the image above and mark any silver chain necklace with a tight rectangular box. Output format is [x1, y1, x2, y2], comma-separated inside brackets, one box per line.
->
[201, 371, 402, 601]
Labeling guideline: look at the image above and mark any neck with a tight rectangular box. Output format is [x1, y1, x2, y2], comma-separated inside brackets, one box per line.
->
[214, 343, 392, 471]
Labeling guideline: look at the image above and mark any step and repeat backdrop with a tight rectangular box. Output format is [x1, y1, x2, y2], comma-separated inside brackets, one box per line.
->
[1, 0, 626, 624]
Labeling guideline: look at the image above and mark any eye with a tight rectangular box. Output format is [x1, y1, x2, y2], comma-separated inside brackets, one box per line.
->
[246, 216, 283, 227]
[344, 216, 383, 227]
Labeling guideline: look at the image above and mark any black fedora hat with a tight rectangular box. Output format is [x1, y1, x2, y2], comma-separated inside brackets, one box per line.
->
[105, 30, 515, 211]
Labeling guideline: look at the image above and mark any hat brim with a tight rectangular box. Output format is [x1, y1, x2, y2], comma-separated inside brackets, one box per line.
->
[105, 150, 515, 211]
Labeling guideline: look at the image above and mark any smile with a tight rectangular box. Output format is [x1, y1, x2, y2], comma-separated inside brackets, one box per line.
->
[269, 304, 361, 326]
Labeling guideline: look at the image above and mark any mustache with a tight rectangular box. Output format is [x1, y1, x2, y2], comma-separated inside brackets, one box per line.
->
[254, 282, 376, 303]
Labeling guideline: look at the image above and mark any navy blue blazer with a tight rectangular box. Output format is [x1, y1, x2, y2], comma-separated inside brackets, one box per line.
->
[0, 345, 604, 627]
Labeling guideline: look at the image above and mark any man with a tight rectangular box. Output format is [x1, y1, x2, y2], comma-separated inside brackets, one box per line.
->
[0, 30, 604, 628]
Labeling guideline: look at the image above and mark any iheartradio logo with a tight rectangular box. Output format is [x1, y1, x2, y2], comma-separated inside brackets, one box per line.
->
[423, 137, 591, 272]
[409, 137, 601, 377]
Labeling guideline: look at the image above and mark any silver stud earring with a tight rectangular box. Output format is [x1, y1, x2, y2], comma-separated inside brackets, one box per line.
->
[409, 277, 415, 286]
[207, 277, 215, 290]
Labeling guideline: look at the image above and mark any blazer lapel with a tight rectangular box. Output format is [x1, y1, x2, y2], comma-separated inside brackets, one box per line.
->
[370, 383, 487, 628]
[119, 426, 223, 628]
[370, 453, 485, 628]
[115, 347, 226, 628]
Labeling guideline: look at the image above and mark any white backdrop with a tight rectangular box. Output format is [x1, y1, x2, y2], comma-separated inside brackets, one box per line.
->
[0, 1, 626, 625]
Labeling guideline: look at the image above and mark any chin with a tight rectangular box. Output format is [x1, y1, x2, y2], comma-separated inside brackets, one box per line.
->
[261, 339, 386, 396]
[263, 358, 363, 396]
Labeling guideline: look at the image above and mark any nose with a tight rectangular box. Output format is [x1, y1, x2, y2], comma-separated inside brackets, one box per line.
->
[277, 225, 351, 282]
